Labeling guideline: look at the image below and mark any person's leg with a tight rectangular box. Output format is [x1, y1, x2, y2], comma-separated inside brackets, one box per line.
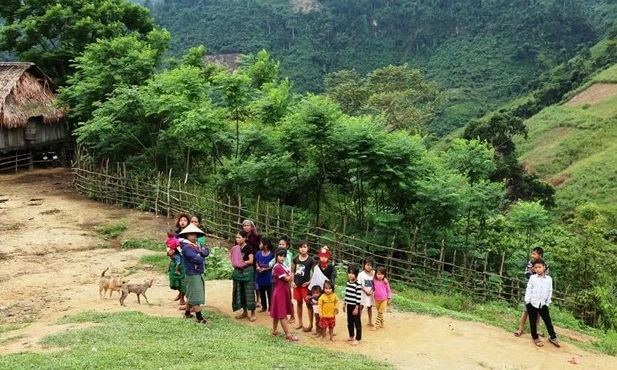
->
[375, 300, 385, 327]
[367, 306, 373, 326]
[305, 300, 314, 331]
[346, 304, 355, 341]
[272, 318, 280, 335]
[539, 306, 557, 339]
[526, 304, 540, 340]
[294, 290, 304, 328]
[259, 286, 268, 311]
[354, 310, 362, 342]
[329, 326, 335, 341]
[266, 285, 272, 311]
[514, 309, 528, 336]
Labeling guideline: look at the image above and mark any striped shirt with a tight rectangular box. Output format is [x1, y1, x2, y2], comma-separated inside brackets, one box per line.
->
[524, 274, 553, 309]
[344, 280, 362, 306]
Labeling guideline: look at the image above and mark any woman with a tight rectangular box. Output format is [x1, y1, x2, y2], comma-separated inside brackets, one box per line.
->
[230, 230, 256, 322]
[179, 223, 210, 324]
[242, 219, 262, 308]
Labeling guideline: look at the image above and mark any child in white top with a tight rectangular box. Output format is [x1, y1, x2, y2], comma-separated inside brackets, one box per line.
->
[524, 259, 560, 347]
[357, 257, 375, 327]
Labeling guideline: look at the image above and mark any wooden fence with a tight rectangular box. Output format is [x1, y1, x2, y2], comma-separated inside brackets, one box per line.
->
[72, 160, 594, 322]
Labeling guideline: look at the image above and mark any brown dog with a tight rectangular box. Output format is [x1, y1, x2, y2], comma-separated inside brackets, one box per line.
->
[99, 268, 127, 299]
[119, 280, 153, 306]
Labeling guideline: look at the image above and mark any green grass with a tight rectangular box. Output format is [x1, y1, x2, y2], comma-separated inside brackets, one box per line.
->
[0, 335, 26, 346]
[121, 238, 161, 251]
[0, 324, 27, 334]
[95, 220, 128, 240]
[0, 311, 392, 370]
[516, 90, 617, 216]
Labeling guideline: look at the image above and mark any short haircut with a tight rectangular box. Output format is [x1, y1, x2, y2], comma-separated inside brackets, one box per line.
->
[261, 236, 273, 251]
[311, 285, 322, 294]
[532, 258, 546, 267]
[347, 263, 360, 277]
[297, 240, 308, 249]
[323, 280, 334, 291]
[532, 246, 544, 256]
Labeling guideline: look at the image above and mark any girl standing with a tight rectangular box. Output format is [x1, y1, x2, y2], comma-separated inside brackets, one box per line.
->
[343, 264, 362, 346]
[230, 230, 256, 322]
[190, 214, 206, 247]
[242, 219, 262, 308]
[358, 257, 375, 327]
[270, 248, 298, 341]
[256, 237, 274, 312]
[373, 266, 392, 329]
[179, 224, 210, 324]
[174, 213, 191, 236]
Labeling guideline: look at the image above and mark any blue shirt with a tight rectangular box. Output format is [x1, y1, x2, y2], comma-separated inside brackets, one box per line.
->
[181, 240, 209, 275]
[255, 250, 274, 286]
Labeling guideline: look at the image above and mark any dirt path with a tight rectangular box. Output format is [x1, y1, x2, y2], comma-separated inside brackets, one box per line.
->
[1, 169, 617, 369]
[566, 83, 617, 106]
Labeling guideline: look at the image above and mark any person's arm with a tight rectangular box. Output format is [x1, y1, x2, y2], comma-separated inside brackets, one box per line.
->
[386, 281, 392, 300]
[183, 245, 204, 264]
[245, 252, 254, 266]
[318, 295, 324, 317]
[524, 276, 533, 304]
[291, 259, 297, 288]
[352, 283, 361, 315]
[200, 246, 210, 258]
[546, 277, 553, 306]
[334, 294, 339, 315]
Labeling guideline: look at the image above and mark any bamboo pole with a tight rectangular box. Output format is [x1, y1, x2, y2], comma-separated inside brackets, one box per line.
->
[166, 168, 172, 217]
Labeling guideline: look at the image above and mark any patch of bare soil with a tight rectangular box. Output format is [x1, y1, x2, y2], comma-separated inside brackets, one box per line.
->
[566, 83, 617, 106]
[1, 168, 616, 369]
[291, 0, 322, 14]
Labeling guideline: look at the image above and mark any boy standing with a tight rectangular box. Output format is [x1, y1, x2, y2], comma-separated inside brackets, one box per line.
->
[525, 259, 560, 347]
[514, 246, 549, 337]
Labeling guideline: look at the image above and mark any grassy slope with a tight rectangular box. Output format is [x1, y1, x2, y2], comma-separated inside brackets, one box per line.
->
[517, 63, 617, 216]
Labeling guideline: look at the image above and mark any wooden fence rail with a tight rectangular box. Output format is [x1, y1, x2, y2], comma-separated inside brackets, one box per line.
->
[72, 161, 594, 322]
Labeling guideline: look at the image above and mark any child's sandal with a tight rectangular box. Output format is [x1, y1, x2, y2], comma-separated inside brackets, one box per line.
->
[513, 329, 523, 337]
[271, 331, 279, 337]
[285, 334, 299, 342]
[534, 339, 543, 347]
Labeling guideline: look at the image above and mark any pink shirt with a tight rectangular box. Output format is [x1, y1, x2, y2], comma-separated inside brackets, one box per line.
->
[373, 279, 391, 301]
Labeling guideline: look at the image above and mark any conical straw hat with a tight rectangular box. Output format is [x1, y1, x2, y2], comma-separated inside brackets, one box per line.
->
[178, 223, 205, 238]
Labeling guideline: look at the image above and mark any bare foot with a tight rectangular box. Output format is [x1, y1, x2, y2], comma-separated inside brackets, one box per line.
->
[351, 340, 360, 346]
[330, 336, 335, 342]
[347, 337, 354, 342]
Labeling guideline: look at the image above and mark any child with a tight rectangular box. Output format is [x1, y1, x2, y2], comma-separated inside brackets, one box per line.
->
[269, 236, 295, 323]
[358, 257, 375, 327]
[525, 259, 560, 347]
[256, 237, 274, 312]
[165, 228, 185, 305]
[309, 246, 336, 335]
[292, 240, 315, 331]
[190, 214, 206, 246]
[318, 280, 339, 341]
[308, 285, 323, 337]
[174, 213, 191, 236]
[343, 263, 362, 346]
[373, 266, 392, 329]
[514, 246, 550, 337]
[270, 248, 298, 341]
[166, 229, 182, 276]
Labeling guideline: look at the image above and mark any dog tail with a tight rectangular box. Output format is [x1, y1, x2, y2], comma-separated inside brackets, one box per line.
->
[101, 267, 109, 277]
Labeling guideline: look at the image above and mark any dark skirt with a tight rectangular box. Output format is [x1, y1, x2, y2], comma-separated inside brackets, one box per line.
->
[185, 274, 205, 306]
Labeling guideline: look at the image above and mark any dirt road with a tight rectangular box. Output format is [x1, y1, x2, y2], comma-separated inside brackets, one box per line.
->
[1, 169, 616, 369]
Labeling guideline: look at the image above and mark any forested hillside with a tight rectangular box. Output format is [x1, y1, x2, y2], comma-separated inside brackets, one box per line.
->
[146, 0, 611, 134]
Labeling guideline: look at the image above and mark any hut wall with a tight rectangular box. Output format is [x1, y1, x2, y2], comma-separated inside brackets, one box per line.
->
[0, 119, 68, 151]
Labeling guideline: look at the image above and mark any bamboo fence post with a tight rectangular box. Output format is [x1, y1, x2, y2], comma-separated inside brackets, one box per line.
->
[451, 250, 457, 290]
[227, 195, 232, 238]
[276, 199, 281, 237]
[255, 195, 260, 227]
[290, 208, 295, 241]
[388, 235, 396, 281]
[483, 253, 489, 299]
[237, 195, 242, 228]
[155, 172, 161, 215]
[265, 204, 270, 235]
[499, 252, 506, 296]
[438, 240, 445, 274]
[166, 168, 172, 217]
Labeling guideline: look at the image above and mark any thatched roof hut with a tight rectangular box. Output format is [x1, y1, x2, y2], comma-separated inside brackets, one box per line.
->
[0, 62, 66, 129]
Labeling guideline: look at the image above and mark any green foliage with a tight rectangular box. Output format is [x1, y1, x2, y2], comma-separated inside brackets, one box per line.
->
[95, 220, 128, 239]
[0, 311, 390, 369]
[121, 238, 160, 251]
[0, 0, 154, 84]
[325, 65, 440, 133]
[57, 29, 170, 126]
[506, 201, 549, 249]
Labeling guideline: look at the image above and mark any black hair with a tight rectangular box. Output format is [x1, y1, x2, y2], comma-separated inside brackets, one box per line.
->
[297, 239, 309, 250]
[237, 230, 248, 238]
[376, 266, 386, 275]
[191, 213, 202, 225]
[175, 212, 191, 232]
[323, 280, 334, 291]
[532, 246, 544, 256]
[347, 263, 360, 277]
[532, 258, 546, 267]
[311, 285, 322, 294]
[275, 248, 287, 258]
[363, 257, 374, 266]
[279, 235, 290, 246]
[261, 236, 273, 251]
[166, 227, 175, 237]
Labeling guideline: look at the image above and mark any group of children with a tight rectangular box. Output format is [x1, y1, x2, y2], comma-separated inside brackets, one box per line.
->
[514, 246, 560, 348]
[165, 215, 559, 348]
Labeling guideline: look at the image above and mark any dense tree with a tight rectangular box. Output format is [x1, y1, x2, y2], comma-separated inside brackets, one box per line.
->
[0, 0, 154, 84]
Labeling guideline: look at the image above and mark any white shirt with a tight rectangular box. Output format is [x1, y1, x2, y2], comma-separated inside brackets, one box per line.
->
[524, 274, 553, 309]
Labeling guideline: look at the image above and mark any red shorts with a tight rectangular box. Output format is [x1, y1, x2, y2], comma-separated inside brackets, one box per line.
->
[319, 316, 336, 329]
[293, 286, 309, 301]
